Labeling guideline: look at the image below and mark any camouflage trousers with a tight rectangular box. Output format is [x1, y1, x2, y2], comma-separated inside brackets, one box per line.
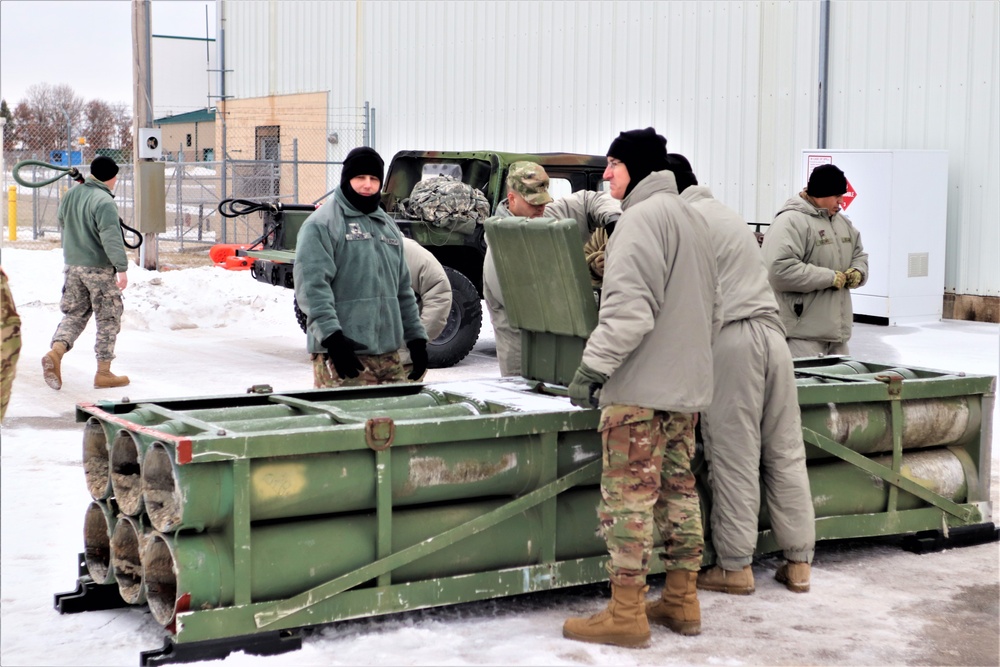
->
[598, 406, 702, 587]
[311, 351, 409, 388]
[1, 268, 21, 420]
[52, 266, 124, 361]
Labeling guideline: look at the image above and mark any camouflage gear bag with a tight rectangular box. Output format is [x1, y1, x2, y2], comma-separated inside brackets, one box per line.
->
[398, 176, 489, 235]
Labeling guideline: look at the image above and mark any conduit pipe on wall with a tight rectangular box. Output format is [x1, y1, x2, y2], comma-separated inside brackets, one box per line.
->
[818, 0, 831, 148]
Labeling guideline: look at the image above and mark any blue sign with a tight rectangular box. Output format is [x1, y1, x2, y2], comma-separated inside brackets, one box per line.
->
[49, 150, 83, 166]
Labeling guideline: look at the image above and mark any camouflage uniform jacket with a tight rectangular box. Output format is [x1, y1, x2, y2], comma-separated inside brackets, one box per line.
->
[761, 194, 868, 343]
[680, 186, 784, 333]
[57, 177, 128, 272]
[293, 188, 426, 356]
[582, 171, 722, 412]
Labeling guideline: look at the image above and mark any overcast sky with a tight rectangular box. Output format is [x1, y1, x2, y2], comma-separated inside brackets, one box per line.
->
[0, 0, 216, 107]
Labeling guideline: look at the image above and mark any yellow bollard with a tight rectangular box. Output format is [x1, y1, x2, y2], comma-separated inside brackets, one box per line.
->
[7, 186, 15, 241]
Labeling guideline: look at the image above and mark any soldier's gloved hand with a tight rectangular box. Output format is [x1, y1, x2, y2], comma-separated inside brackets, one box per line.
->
[406, 339, 428, 381]
[845, 268, 864, 289]
[568, 363, 609, 409]
[323, 331, 366, 379]
[832, 271, 847, 290]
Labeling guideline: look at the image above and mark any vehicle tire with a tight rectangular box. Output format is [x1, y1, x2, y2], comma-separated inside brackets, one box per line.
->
[427, 267, 482, 369]
[293, 296, 307, 334]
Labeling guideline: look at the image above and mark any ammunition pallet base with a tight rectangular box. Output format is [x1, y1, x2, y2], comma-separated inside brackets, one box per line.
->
[140, 630, 305, 666]
[900, 521, 999, 554]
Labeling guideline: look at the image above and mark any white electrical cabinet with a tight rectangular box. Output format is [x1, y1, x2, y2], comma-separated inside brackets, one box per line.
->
[801, 149, 949, 325]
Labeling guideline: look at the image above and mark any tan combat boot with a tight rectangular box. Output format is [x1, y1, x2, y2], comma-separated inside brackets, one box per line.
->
[646, 570, 701, 636]
[775, 561, 810, 593]
[42, 341, 68, 390]
[94, 360, 130, 388]
[697, 565, 755, 595]
[563, 584, 651, 648]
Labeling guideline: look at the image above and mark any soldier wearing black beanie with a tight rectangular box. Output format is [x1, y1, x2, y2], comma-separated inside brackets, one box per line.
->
[805, 164, 847, 198]
[606, 127, 669, 198]
[293, 143, 427, 391]
[665, 153, 698, 193]
[340, 146, 384, 214]
[90, 156, 119, 183]
[565, 126, 721, 646]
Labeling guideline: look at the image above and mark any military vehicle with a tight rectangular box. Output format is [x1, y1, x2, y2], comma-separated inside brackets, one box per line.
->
[234, 150, 609, 368]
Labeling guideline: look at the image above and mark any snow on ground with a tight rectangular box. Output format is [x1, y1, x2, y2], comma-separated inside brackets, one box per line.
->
[0, 247, 997, 667]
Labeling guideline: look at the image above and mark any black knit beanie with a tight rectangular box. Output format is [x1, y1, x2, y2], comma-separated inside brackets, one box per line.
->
[90, 156, 119, 182]
[806, 164, 848, 198]
[666, 153, 698, 193]
[341, 147, 384, 214]
[606, 127, 668, 197]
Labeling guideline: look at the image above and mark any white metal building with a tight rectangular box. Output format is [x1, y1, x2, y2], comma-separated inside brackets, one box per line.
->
[216, 0, 999, 319]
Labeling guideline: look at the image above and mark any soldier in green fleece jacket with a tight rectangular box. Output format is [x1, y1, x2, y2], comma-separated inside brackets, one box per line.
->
[293, 147, 427, 388]
[42, 156, 131, 390]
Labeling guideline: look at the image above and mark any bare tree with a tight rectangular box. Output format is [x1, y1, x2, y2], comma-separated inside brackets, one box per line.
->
[10, 83, 85, 156]
[83, 99, 115, 151]
[111, 102, 134, 154]
[11, 101, 41, 154]
[5, 85, 132, 161]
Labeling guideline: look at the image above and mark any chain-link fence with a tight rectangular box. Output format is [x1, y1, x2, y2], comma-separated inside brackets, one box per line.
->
[2, 104, 374, 255]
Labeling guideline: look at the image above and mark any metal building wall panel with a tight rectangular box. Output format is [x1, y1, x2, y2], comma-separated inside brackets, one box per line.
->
[220, 0, 997, 297]
[226, 1, 355, 100]
[960, 1, 1000, 298]
[829, 0, 999, 296]
[754, 2, 820, 223]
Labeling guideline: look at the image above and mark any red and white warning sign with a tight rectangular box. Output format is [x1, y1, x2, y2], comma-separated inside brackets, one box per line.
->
[840, 178, 857, 210]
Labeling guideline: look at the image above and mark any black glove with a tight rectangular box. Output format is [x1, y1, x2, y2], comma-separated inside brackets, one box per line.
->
[322, 331, 366, 379]
[568, 363, 608, 409]
[406, 339, 428, 381]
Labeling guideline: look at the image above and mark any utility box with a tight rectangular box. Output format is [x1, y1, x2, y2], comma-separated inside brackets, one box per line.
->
[801, 149, 949, 325]
[138, 128, 162, 159]
[135, 161, 166, 234]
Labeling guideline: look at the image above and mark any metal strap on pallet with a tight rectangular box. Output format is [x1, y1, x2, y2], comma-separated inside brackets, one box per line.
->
[802, 428, 974, 522]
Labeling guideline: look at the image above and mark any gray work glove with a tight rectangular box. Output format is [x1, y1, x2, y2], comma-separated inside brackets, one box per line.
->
[568, 363, 608, 409]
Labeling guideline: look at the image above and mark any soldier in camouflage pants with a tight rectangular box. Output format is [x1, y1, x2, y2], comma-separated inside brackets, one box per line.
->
[564, 128, 720, 647]
[312, 351, 408, 388]
[53, 266, 125, 361]
[1, 268, 21, 420]
[598, 406, 702, 586]
[43, 156, 131, 390]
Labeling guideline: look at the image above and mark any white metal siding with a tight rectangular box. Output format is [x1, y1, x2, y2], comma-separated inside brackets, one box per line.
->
[829, 1, 999, 296]
[220, 0, 999, 297]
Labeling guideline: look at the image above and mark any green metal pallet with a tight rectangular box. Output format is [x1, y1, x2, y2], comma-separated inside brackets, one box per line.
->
[54, 217, 995, 665]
